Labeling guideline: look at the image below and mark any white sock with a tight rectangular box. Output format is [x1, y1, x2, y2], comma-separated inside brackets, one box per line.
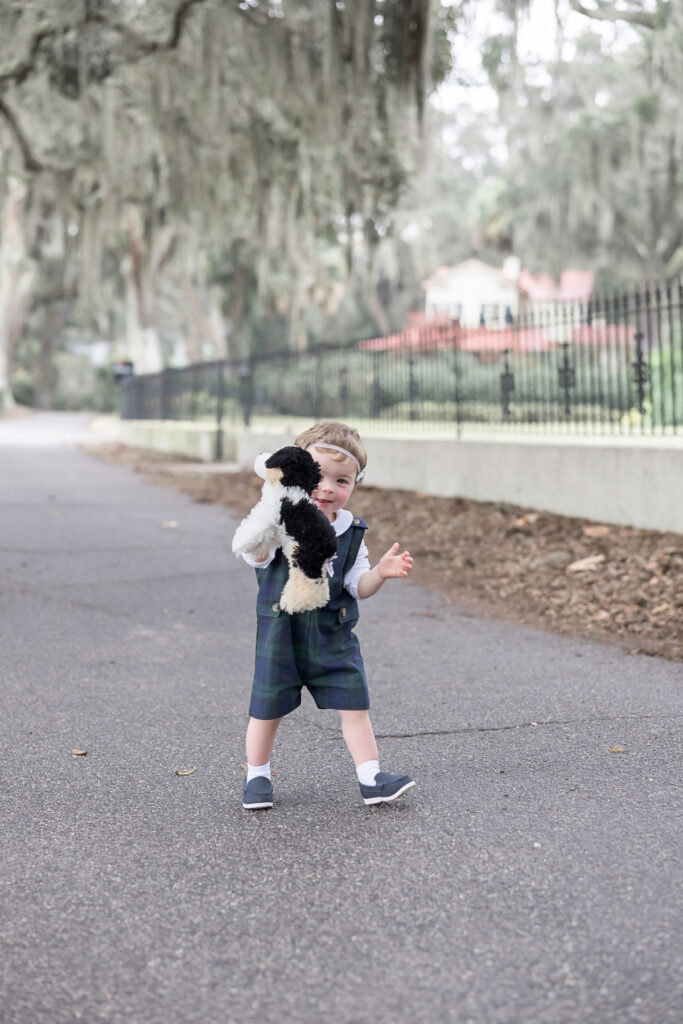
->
[246, 761, 271, 783]
[356, 759, 380, 786]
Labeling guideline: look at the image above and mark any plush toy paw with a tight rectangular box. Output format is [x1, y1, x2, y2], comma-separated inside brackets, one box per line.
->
[280, 570, 330, 614]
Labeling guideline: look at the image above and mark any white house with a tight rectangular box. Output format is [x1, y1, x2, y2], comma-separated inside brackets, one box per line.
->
[422, 257, 521, 327]
[422, 257, 594, 328]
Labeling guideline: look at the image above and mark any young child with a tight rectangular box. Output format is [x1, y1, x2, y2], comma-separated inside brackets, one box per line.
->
[239, 420, 415, 809]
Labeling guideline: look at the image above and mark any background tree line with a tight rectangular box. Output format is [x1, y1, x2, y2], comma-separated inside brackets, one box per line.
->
[0, 0, 680, 411]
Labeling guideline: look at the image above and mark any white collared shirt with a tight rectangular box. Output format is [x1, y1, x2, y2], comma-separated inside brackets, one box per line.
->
[242, 507, 370, 599]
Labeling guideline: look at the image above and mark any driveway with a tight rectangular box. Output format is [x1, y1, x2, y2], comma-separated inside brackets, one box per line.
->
[1, 412, 681, 1024]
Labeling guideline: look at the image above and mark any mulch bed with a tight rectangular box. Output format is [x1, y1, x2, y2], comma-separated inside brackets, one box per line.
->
[85, 442, 683, 663]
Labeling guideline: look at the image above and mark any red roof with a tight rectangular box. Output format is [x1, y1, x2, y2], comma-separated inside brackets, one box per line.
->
[356, 318, 632, 354]
[456, 326, 549, 352]
[518, 269, 594, 302]
[559, 271, 594, 301]
[358, 324, 457, 351]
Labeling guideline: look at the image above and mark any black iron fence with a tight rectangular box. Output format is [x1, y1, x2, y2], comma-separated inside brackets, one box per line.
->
[120, 282, 683, 449]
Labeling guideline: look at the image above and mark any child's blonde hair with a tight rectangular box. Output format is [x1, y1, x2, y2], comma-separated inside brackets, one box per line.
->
[295, 421, 367, 478]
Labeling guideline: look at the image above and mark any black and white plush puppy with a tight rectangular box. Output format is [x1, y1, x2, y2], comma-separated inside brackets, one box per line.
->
[232, 446, 338, 614]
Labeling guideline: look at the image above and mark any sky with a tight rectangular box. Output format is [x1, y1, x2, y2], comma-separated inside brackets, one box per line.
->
[433, 0, 644, 117]
[431, 0, 646, 165]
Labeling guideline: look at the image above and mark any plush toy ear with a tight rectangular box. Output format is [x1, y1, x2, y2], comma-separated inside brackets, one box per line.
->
[253, 452, 271, 480]
[266, 446, 321, 493]
[264, 446, 299, 469]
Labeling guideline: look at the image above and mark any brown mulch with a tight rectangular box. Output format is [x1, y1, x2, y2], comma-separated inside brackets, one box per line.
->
[85, 442, 683, 664]
[0, 406, 31, 420]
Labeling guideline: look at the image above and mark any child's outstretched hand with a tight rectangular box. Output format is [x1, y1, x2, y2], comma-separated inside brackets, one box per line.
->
[378, 542, 413, 580]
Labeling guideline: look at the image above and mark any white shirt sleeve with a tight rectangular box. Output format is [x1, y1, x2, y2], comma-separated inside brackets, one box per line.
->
[343, 538, 371, 600]
[242, 550, 275, 569]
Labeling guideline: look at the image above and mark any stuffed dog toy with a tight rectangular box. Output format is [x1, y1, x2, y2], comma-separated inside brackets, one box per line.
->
[231, 446, 338, 614]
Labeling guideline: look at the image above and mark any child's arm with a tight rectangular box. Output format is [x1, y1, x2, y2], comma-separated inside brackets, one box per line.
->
[356, 542, 413, 599]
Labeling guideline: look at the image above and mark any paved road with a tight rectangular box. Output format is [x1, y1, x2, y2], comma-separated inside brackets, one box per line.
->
[1, 413, 681, 1024]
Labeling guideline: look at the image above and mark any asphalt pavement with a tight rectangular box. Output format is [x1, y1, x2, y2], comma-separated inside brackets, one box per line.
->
[1, 412, 681, 1024]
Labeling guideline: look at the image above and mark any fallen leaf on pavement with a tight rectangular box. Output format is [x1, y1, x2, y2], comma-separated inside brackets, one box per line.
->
[609, 746, 627, 753]
[174, 766, 197, 776]
[71, 748, 87, 756]
[566, 554, 606, 573]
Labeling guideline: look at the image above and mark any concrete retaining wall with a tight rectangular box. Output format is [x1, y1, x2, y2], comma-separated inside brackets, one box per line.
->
[103, 418, 235, 463]
[102, 418, 683, 534]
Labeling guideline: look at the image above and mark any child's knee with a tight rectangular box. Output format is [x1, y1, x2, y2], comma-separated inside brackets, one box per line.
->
[338, 708, 369, 724]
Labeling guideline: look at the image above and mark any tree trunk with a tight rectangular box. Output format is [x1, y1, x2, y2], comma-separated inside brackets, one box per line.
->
[208, 286, 227, 359]
[34, 301, 61, 409]
[362, 277, 391, 337]
[122, 207, 164, 374]
[288, 255, 309, 352]
[0, 180, 33, 408]
[181, 283, 227, 363]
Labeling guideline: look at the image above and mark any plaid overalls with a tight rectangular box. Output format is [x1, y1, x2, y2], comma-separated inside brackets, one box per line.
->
[249, 517, 369, 719]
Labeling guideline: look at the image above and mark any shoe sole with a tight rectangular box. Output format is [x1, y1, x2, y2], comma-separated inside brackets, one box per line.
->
[243, 800, 273, 810]
[362, 780, 416, 805]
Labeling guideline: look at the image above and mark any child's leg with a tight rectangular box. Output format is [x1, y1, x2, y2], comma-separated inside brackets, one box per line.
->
[338, 709, 379, 765]
[246, 716, 282, 766]
[242, 716, 281, 810]
[339, 708, 415, 803]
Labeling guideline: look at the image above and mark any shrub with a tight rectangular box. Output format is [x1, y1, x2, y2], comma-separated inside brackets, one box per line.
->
[11, 367, 34, 407]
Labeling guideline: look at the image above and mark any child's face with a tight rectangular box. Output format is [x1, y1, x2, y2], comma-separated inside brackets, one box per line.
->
[308, 447, 356, 521]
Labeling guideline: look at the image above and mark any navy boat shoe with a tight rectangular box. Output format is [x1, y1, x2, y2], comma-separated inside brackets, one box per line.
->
[243, 775, 274, 810]
[359, 772, 416, 805]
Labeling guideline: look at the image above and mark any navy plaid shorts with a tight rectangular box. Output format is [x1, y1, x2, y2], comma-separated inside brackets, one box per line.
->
[249, 605, 369, 719]
[248, 520, 369, 720]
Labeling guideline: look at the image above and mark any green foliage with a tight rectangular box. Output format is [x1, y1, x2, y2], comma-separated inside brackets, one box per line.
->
[631, 92, 660, 122]
[480, 34, 515, 93]
[11, 367, 34, 407]
[0, 0, 456, 382]
[431, 2, 462, 88]
[471, 3, 683, 283]
[91, 367, 120, 413]
[648, 326, 683, 427]
[125, 316, 683, 433]
[243, 342, 644, 426]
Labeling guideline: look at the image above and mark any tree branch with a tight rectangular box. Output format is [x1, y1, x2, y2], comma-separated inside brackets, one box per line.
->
[0, 22, 73, 86]
[569, 0, 657, 30]
[0, 97, 74, 173]
[0, 0, 214, 173]
[97, 0, 214, 60]
[0, 0, 213, 87]
[30, 288, 78, 311]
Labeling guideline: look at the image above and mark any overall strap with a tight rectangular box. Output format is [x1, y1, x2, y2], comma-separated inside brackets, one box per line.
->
[342, 518, 368, 576]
